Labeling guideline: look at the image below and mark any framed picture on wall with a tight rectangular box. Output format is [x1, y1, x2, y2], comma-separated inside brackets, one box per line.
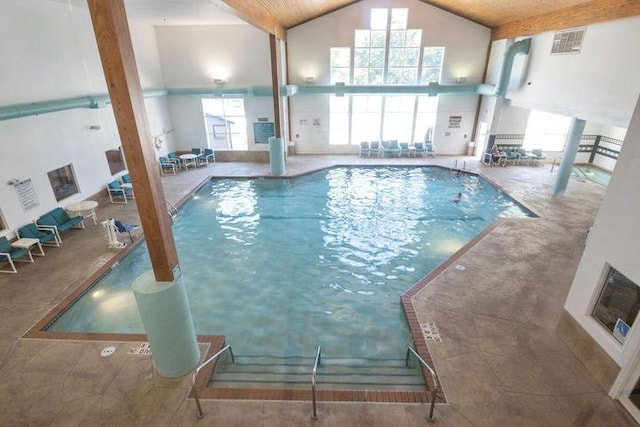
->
[47, 164, 79, 201]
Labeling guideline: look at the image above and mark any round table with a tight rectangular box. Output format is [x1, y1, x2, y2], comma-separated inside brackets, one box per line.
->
[66, 200, 99, 225]
[179, 153, 198, 169]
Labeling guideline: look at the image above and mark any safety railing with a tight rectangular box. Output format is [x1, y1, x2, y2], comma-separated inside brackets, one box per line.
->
[405, 347, 438, 422]
[166, 200, 178, 223]
[451, 159, 466, 171]
[311, 345, 322, 420]
[191, 344, 235, 418]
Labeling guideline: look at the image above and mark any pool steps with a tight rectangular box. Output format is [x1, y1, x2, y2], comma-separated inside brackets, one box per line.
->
[208, 354, 426, 391]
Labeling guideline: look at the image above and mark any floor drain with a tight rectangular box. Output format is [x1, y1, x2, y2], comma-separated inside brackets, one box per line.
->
[455, 264, 466, 270]
[101, 346, 116, 357]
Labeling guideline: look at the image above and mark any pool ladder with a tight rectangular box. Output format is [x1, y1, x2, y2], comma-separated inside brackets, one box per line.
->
[167, 200, 178, 223]
[451, 159, 466, 172]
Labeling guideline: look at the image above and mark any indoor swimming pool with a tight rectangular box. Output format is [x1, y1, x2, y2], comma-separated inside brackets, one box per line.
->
[572, 164, 612, 186]
[48, 166, 534, 379]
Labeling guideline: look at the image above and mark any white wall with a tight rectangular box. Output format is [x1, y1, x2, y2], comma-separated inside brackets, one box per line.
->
[287, 0, 490, 154]
[154, 25, 274, 151]
[507, 16, 640, 128]
[564, 93, 640, 373]
[0, 0, 174, 238]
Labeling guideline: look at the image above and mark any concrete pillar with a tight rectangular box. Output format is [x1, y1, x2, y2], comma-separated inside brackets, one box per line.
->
[132, 270, 200, 378]
[551, 117, 586, 196]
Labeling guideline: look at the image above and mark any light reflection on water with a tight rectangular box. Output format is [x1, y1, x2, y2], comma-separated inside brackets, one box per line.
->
[49, 167, 533, 359]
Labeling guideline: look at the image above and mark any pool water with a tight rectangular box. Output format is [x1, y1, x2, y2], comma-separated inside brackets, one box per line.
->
[49, 166, 533, 361]
[572, 164, 611, 186]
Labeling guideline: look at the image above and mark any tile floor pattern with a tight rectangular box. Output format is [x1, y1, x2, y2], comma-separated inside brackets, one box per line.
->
[0, 155, 637, 426]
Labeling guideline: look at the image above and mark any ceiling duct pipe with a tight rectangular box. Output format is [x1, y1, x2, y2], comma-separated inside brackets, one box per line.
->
[492, 38, 531, 97]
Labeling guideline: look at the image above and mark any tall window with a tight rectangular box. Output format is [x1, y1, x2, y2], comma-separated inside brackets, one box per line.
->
[329, 8, 443, 145]
[523, 110, 571, 151]
[202, 98, 248, 150]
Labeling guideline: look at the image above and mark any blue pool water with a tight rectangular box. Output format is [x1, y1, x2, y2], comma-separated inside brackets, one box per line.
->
[49, 166, 533, 360]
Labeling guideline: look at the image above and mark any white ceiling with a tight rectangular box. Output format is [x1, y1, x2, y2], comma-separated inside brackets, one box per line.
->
[48, 0, 246, 26]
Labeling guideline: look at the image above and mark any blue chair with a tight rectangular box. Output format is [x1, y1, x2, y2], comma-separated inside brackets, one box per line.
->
[37, 207, 84, 242]
[425, 142, 436, 157]
[17, 223, 59, 247]
[413, 142, 426, 156]
[121, 173, 132, 184]
[359, 141, 370, 157]
[531, 149, 547, 165]
[113, 219, 139, 242]
[381, 140, 401, 157]
[369, 141, 381, 157]
[515, 148, 532, 165]
[107, 180, 134, 204]
[502, 150, 519, 165]
[0, 236, 34, 273]
[399, 142, 410, 157]
[159, 157, 177, 175]
[199, 148, 215, 166]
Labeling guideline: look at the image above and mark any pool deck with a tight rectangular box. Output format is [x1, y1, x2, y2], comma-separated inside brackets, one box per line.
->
[0, 155, 636, 426]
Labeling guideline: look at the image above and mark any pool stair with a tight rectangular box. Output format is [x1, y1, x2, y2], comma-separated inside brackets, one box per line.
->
[207, 354, 426, 391]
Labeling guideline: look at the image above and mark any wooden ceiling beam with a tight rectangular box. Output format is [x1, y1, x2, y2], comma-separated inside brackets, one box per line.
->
[219, 0, 287, 40]
[492, 0, 640, 40]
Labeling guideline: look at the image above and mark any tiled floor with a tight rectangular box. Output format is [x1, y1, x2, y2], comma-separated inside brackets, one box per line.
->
[0, 155, 637, 426]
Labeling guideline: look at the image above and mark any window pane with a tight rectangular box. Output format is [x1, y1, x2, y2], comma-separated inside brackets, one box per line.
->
[386, 68, 402, 85]
[368, 68, 384, 84]
[390, 30, 405, 47]
[390, 8, 407, 30]
[354, 48, 369, 68]
[406, 30, 422, 47]
[354, 30, 370, 47]
[330, 95, 349, 112]
[423, 47, 444, 67]
[388, 48, 404, 67]
[401, 69, 417, 84]
[370, 31, 386, 48]
[383, 112, 413, 141]
[202, 98, 224, 115]
[404, 48, 420, 67]
[330, 47, 351, 67]
[593, 267, 640, 341]
[371, 9, 388, 30]
[369, 49, 385, 68]
[352, 95, 382, 112]
[421, 67, 441, 83]
[331, 68, 350, 84]
[523, 110, 571, 151]
[353, 68, 368, 85]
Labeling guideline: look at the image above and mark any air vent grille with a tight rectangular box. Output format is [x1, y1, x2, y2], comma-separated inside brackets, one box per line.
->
[551, 28, 585, 54]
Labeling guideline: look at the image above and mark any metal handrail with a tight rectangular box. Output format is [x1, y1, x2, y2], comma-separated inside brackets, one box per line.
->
[191, 344, 235, 418]
[405, 347, 438, 422]
[166, 200, 178, 223]
[311, 346, 322, 420]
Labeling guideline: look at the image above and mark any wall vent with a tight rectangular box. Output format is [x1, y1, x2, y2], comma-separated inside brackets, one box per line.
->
[551, 28, 585, 54]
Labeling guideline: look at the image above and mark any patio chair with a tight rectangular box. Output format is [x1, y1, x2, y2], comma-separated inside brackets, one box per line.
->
[502, 150, 519, 165]
[413, 142, 426, 157]
[121, 173, 132, 184]
[381, 140, 401, 157]
[359, 141, 370, 157]
[0, 236, 34, 273]
[17, 222, 60, 247]
[531, 149, 547, 165]
[425, 142, 436, 157]
[107, 180, 134, 204]
[399, 142, 410, 157]
[167, 152, 183, 169]
[369, 141, 381, 157]
[515, 148, 532, 165]
[36, 207, 84, 242]
[113, 219, 140, 242]
[199, 148, 215, 166]
[159, 157, 177, 175]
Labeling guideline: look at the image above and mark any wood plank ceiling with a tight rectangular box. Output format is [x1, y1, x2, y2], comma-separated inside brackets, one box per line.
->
[220, 0, 640, 40]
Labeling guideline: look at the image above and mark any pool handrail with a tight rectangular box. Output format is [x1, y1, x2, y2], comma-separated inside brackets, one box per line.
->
[311, 345, 322, 420]
[405, 346, 438, 422]
[191, 344, 235, 418]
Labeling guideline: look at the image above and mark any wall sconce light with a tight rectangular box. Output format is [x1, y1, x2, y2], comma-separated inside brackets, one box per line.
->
[305, 76, 315, 84]
[455, 76, 467, 84]
[89, 125, 101, 130]
[214, 78, 225, 87]
[7, 178, 20, 186]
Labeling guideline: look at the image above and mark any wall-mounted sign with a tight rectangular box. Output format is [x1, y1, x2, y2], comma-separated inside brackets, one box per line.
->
[614, 318, 630, 344]
[448, 115, 462, 129]
[14, 179, 39, 212]
[253, 122, 275, 144]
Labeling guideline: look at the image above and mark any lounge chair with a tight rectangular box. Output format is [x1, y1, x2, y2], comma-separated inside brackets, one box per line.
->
[0, 236, 34, 273]
[167, 152, 182, 169]
[515, 148, 532, 165]
[159, 157, 177, 175]
[413, 142, 426, 156]
[502, 150, 519, 165]
[199, 148, 215, 166]
[114, 219, 139, 242]
[425, 142, 436, 157]
[369, 141, 381, 157]
[107, 180, 134, 204]
[399, 142, 410, 157]
[381, 140, 401, 157]
[37, 207, 84, 242]
[531, 149, 547, 165]
[17, 223, 60, 247]
[359, 141, 370, 157]
[121, 173, 132, 184]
